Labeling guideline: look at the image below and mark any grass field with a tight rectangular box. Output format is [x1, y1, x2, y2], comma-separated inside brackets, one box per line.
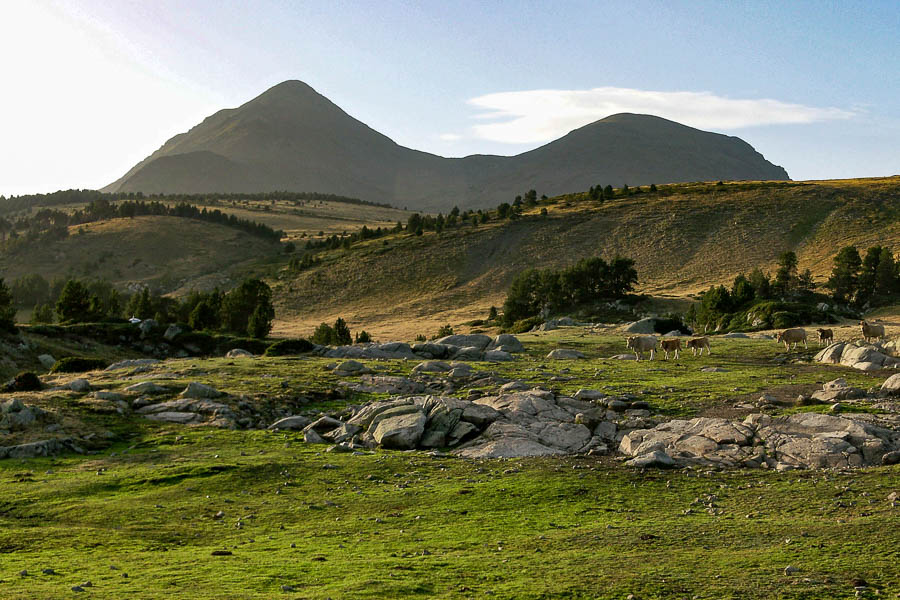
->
[2, 327, 899, 599]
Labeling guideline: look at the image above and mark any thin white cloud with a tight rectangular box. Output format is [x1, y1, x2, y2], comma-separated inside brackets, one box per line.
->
[439, 133, 463, 141]
[466, 87, 855, 144]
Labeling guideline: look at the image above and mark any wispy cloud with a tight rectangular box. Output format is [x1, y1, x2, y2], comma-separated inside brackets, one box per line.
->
[465, 87, 855, 144]
[438, 133, 463, 141]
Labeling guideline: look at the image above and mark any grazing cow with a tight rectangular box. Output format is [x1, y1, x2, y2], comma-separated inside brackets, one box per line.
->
[659, 338, 681, 360]
[686, 337, 711, 356]
[860, 320, 885, 343]
[625, 336, 657, 361]
[776, 328, 808, 350]
[816, 328, 834, 345]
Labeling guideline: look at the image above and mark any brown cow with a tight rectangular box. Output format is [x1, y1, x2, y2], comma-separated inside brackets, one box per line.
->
[816, 328, 834, 345]
[776, 328, 808, 350]
[686, 337, 711, 356]
[860, 320, 885, 343]
[659, 338, 681, 360]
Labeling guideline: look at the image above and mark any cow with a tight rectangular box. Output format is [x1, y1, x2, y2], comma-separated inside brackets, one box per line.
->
[816, 328, 834, 345]
[776, 328, 808, 350]
[860, 320, 885, 343]
[625, 335, 657, 361]
[686, 337, 711, 356]
[659, 338, 681, 360]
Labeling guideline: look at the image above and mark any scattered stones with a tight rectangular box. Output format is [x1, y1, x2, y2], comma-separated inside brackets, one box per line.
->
[333, 360, 373, 376]
[700, 366, 728, 373]
[546, 349, 586, 360]
[37, 354, 56, 370]
[268, 416, 311, 430]
[225, 349, 253, 358]
[105, 358, 161, 371]
[180, 382, 223, 399]
[124, 381, 168, 395]
[66, 378, 92, 393]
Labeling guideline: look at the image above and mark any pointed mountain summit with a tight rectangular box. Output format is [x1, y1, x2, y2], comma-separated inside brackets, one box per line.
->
[105, 81, 789, 210]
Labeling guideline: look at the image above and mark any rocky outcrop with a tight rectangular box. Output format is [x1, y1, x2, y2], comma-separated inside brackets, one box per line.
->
[137, 398, 234, 426]
[624, 318, 657, 334]
[620, 412, 900, 470]
[0, 437, 84, 459]
[321, 335, 524, 362]
[815, 341, 899, 371]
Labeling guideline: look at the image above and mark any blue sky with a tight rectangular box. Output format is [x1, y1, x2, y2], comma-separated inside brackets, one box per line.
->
[1, 0, 897, 196]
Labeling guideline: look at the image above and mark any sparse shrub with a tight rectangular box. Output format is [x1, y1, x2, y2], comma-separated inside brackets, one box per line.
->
[7, 371, 41, 392]
[434, 324, 454, 339]
[488, 306, 499, 321]
[503, 316, 543, 334]
[355, 331, 372, 344]
[264, 338, 315, 356]
[414, 334, 426, 342]
[311, 323, 336, 345]
[653, 315, 690, 335]
[51, 357, 109, 373]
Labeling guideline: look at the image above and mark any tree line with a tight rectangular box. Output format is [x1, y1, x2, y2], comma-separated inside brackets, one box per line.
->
[0, 198, 283, 246]
[0, 188, 391, 216]
[2, 274, 275, 339]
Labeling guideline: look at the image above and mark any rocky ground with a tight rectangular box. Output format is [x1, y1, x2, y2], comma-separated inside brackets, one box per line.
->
[4, 329, 900, 473]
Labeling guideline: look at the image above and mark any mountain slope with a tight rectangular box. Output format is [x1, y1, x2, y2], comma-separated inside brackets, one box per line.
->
[105, 81, 789, 211]
[270, 178, 899, 339]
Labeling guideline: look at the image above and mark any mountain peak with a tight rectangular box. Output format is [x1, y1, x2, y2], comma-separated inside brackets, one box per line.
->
[105, 84, 790, 208]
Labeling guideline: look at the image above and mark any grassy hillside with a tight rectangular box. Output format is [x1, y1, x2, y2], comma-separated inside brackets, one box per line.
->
[272, 177, 900, 339]
[0, 216, 280, 294]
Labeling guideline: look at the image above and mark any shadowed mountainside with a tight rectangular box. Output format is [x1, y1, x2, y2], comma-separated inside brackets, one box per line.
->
[105, 80, 789, 211]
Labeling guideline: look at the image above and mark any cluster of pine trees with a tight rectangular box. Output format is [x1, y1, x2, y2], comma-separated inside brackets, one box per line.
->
[3, 273, 275, 339]
[501, 256, 638, 326]
[826, 245, 900, 307]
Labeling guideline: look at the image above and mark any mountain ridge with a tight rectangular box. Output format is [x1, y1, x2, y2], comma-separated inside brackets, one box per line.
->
[105, 80, 790, 211]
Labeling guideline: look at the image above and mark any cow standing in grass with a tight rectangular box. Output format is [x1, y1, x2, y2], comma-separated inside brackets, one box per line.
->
[625, 336, 657, 361]
[686, 337, 711, 356]
[816, 328, 834, 345]
[776, 328, 808, 350]
[659, 338, 681, 360]
[860, 320, 885, 343]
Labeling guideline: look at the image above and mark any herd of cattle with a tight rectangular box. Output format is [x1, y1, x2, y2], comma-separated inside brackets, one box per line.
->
[624, 320, 887, 361]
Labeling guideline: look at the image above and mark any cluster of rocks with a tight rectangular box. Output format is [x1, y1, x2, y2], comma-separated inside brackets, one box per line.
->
[621, 411, 900, 470]
[0, 397, 87, 459]
[622, 377, 900, 469]
[320, 334, 524, 362]
[270, 388, 620, 458]
[815, 341, 899, 371]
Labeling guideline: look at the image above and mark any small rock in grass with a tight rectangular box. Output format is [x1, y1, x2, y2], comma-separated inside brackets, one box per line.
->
[42, 568, 56, 575]
[71, 585, 85, 592]
[211, 550, 233, 556]
[80, 581, 93, 587]
[784, 565, 799, 575]
[281, 585, 296, 592]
